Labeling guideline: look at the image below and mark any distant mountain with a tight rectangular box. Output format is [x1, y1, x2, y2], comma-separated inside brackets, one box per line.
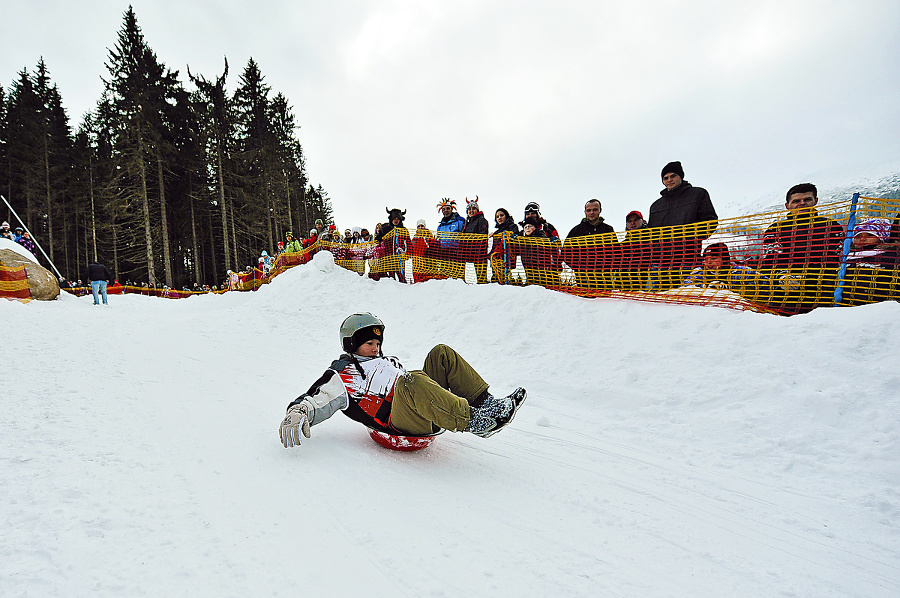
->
[722, 166, 900, 218]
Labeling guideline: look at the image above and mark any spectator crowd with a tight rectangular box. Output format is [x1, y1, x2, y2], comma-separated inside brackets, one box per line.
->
[225, 161, 900, 313]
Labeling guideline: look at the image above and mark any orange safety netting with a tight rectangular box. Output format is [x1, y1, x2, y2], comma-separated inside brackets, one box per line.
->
[56, 195, 900, 314]
[63, 285, 226, 299]
[316, 195, 899, 315]
[0, 263, 31, 301]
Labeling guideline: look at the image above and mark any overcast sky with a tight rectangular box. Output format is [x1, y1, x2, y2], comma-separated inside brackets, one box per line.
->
[3, 0, 899, 233]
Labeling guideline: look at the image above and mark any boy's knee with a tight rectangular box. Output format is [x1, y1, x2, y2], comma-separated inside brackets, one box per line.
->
[427, 344, 451, 361]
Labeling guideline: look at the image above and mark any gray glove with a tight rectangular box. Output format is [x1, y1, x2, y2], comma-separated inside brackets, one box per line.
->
[279, 401, 312, 448]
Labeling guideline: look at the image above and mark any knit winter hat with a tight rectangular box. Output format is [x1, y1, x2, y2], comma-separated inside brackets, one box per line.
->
[1, 221, 8, 229]
[523, 216, 541, 229]
[436, 198, 456, 211]
[350, 324, 384, 353]
[853, 218, 891, 242]
[661, 161, 684, 180]
[315, 219, 324, 226]
[416, 219, 426, 228]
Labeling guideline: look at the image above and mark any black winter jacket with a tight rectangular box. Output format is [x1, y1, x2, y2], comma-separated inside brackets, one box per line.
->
[648, 181, 718, 231]
[565, 217, 616, 240]
[463, 213, 489, 235]
[84, 262, 112, 283]
[493, 219, 520, 236]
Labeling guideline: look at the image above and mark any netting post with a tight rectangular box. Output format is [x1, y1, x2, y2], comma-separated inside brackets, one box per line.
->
[833, 192, 860, 306]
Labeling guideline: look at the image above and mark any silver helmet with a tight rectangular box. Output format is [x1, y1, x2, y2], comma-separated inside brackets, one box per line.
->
[339, 313, 385, 353]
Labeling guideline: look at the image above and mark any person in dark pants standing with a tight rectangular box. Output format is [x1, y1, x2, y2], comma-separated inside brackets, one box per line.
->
[84, 261, 113, 305]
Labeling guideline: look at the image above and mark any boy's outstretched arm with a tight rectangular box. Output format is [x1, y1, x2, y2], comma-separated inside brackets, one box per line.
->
[278, 369, 350, 448]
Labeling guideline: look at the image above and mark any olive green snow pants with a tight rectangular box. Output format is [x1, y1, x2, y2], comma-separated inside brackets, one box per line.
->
[390, 344, 489, 435]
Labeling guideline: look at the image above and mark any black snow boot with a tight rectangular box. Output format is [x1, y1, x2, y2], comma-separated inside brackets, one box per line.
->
[465, 387, 527, 438]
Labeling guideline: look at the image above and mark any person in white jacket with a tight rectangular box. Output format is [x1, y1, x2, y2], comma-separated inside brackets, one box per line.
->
[278, 313, 526, 447]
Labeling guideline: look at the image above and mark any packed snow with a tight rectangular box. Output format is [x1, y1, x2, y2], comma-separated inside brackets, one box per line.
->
[2, 250, 898, 597]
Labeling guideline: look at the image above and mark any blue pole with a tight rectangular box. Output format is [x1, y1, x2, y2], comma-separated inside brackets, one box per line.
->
[834, 192, 860, 306]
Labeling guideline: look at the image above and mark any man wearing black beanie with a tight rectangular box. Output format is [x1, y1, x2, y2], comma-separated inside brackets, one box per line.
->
[647, 161, 718, 289]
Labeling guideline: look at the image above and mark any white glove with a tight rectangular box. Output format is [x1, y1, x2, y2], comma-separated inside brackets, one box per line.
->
[279, 401, 312, 448]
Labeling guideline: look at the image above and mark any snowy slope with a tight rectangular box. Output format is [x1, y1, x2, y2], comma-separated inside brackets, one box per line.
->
[2, 251, 898, 597]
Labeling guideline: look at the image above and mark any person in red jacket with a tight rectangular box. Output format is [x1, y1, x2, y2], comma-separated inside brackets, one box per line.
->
[410, 219, 435, 283]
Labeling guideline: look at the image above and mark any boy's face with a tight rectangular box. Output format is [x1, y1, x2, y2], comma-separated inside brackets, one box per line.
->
[523, 223, 535, 235]
[356, 339, 381, 357]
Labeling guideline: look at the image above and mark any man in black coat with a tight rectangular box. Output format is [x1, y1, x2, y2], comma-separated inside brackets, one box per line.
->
[84, 261, 113, 305]
[562, 199, 618, 290]
[648, 161, 718, 289]
[649, 161, 718, 229]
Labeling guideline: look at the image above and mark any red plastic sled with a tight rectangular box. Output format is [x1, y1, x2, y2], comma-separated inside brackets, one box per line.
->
[367, 428, 443, 452]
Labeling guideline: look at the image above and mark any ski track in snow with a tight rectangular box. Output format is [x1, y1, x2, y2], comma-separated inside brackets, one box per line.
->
[1, 252, 898, 597]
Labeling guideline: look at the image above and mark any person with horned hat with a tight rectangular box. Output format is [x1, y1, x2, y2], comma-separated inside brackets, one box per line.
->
[278, 313, 527, 448]
[434, 198, 467, 280]
[375, 208, 409, 282]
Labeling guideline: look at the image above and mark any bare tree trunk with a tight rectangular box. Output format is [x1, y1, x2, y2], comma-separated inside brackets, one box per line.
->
[75, 203, 82, 280]
[189, 186, 201, 283]
[82, 212, 89, 281]
[138, 139, 156, 286]
[230, 199, 238, 270]
[112, 220, 119, 281]
[285, 170, 293, 234]
[89, 157, 98, 262]
[302, 183, 309, 238]
[265, 179, 274, 252]
[155, 152, 173, 288]
[43, 135, 55, 263]
[216, 145, 230, 273]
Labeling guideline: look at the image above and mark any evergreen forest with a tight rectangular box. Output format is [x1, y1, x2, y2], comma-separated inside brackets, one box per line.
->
[0, 6, 333, 288]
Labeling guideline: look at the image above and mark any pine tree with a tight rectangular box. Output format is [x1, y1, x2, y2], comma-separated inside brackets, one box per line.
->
[103, 6, 182, 287]
[5, 69, 43, 232]
[189, 59, 233, 276]
[33, 58, 72, 267]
